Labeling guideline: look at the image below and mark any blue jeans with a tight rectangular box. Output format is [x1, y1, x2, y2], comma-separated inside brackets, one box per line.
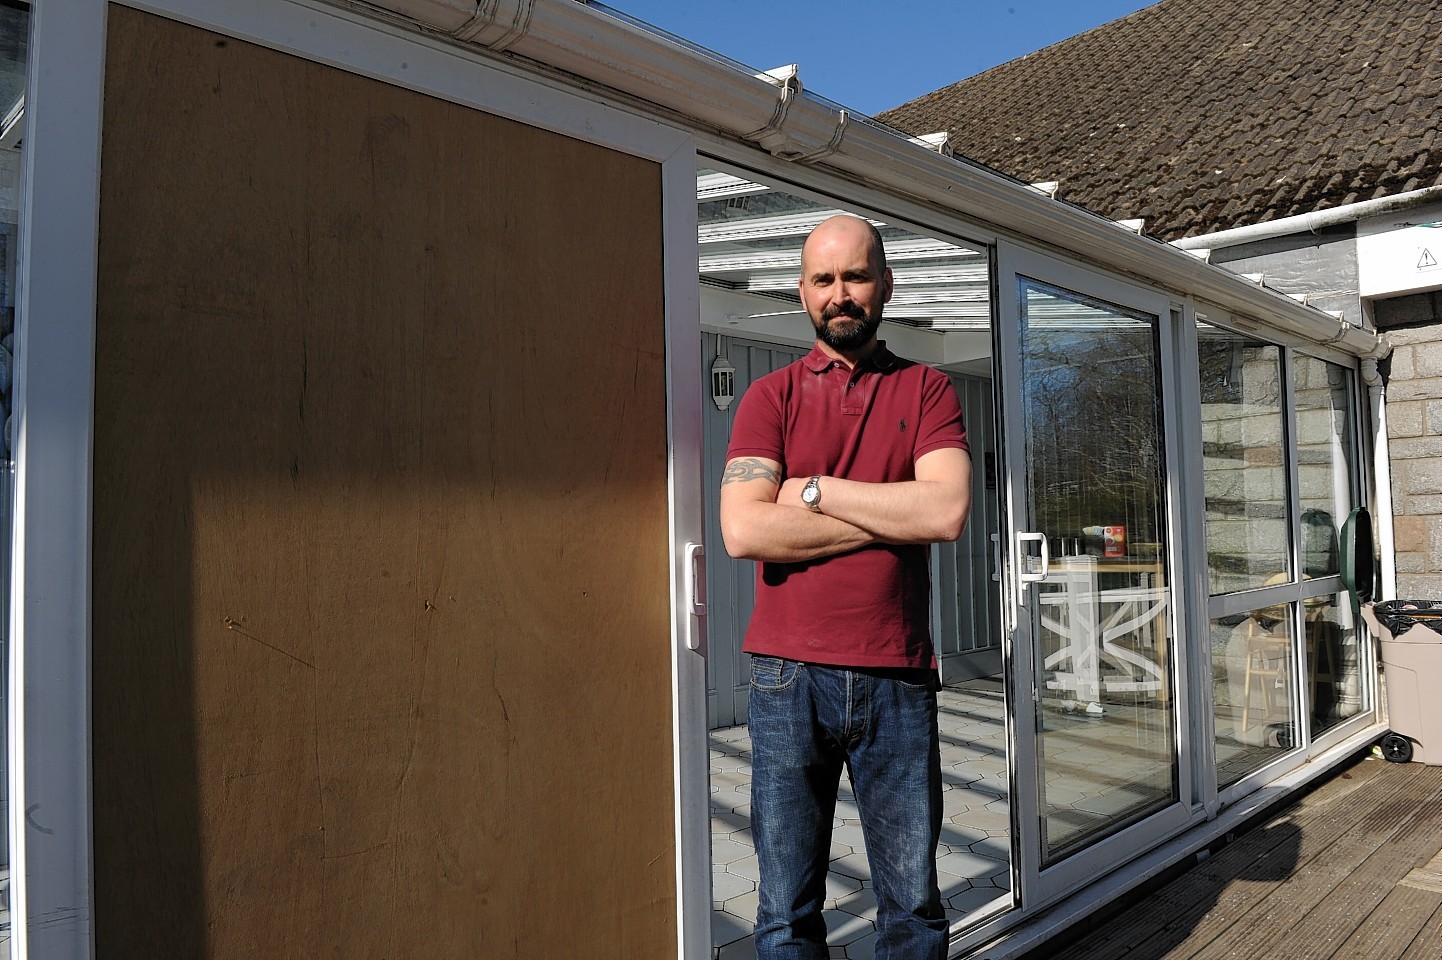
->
[748, 656, 948, 960]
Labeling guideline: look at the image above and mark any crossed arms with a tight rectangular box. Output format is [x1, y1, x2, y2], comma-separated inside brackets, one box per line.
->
[718, 447, 972, 563]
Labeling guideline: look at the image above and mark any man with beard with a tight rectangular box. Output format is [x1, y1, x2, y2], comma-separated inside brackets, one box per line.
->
[719, 214, 972, 960]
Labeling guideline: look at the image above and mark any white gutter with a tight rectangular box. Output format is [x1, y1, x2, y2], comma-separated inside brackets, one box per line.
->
[1174, 185, 1442, 252]
[355, 0, 1386, 360]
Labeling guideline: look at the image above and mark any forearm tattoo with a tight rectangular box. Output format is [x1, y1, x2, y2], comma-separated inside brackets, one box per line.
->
[722, 458, 780, 486]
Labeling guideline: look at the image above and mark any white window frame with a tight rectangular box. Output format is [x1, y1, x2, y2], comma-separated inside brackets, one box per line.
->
[1192, 330, 1381, 806]
[12, 1, 709, 957]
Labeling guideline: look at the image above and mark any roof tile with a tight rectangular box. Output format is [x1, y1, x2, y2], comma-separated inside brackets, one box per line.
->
[878, 0, 1442, 241]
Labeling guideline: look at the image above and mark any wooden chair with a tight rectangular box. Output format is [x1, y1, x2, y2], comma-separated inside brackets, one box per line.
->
[1239, 617, 1291, 734]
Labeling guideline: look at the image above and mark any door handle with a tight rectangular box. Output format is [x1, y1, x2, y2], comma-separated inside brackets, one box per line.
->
[1017, 531, 1050, 584]
[684, 542, 707, 651]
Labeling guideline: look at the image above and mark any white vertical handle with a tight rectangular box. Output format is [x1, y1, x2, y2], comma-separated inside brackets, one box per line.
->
[1017, 532, 1050, 584]
[684, 542, 707, 651]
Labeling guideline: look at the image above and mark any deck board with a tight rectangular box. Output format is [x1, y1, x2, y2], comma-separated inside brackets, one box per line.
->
[1209, 766, 1442, 960]
[1300, 792, 1442, 958]
[1188, 768, 1442, 960]
[1337, 886, 1442, 960]
[1398, 905, 1442, 960]
[1043, 758, 1393, 960]
[1028, 758, 1442, 960]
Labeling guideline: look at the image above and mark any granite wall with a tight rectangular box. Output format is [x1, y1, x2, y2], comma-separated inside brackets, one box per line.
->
[1382, 322, 1442, 598]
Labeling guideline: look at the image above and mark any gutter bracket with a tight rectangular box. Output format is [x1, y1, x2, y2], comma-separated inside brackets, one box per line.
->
[909, 131, 955, 159]
[1318, 321, 1353, 346]
[744, 65, 805, 159]
[454, 0, 537, 52]
[793, 109, 850, 165]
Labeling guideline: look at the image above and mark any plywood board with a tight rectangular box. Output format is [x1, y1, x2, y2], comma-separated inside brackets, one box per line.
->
[93, 7, 675, 957]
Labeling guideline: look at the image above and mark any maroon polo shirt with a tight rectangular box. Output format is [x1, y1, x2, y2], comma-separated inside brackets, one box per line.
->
[726, 342, 969, 669]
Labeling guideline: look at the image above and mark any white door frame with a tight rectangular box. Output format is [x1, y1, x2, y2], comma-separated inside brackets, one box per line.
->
[12, 2, 709, 956]
[9, 2, 108, 956]
[994, 239, 1199, 911]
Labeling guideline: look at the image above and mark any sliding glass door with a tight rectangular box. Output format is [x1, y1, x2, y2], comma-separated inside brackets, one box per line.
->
[997, 243, 1193, 905]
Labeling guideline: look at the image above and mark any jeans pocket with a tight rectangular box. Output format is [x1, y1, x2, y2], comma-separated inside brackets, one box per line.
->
[749, 655, 801, 691]
[890, 668, 941, 693]
[896, 678, 932, 692]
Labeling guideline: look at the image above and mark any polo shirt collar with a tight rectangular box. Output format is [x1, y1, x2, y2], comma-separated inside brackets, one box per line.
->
[801, 340, 898, 373]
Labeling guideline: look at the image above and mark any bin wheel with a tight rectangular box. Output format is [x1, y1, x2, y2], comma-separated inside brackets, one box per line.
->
[1381, 733, 1414, 764]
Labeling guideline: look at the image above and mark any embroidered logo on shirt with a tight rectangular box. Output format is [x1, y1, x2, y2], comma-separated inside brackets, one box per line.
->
[900, 418, 907, 432]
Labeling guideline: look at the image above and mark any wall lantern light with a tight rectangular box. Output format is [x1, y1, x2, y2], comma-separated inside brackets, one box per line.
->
[711, 339, 736, 411]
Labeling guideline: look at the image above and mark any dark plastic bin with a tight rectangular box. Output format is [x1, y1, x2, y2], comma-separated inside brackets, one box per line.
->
[1373, 600, 1442, 764]
[1375, 599, 1442, 637]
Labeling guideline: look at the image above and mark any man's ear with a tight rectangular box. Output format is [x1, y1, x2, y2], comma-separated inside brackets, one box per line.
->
[882, 266, 894, 303]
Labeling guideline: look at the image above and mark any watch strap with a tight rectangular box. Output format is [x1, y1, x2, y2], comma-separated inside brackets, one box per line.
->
[803, 475, 822, 512]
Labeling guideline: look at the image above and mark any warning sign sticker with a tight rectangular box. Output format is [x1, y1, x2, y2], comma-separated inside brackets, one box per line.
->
[1357, 206, 1442, 297]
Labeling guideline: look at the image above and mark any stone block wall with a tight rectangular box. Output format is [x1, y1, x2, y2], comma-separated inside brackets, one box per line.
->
[1200, 346, 1289, 592]
[1383, 323, 1442, 598]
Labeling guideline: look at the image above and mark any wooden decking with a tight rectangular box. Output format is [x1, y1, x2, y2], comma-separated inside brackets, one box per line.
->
[1030, 755, 1442, 960]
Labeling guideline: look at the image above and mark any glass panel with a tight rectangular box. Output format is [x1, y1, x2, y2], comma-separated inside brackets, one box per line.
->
[1198, 329, 1289, 593]
[1308, 590, 1368, 735]
[0, 4, 25, 949]
[696, 167, 992, 333]
[1212, 603, 1298, 787]
[698, 168, 1011, 953]
[1019, 278, 1176, 865]
[1291, 356, 1368, 737]
[1292, 355, 1353, 577]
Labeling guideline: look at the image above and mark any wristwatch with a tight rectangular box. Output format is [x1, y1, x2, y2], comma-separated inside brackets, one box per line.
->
[801, 475, 823, 513]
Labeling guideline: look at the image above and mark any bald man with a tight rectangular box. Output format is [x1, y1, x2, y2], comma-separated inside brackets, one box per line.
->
[720, 215, 972, 959]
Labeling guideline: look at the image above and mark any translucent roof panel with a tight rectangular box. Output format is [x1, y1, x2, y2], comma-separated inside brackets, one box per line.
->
[697, 168, 991, 331]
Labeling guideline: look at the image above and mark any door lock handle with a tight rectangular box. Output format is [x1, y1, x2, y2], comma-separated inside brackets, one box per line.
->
[1017, 532, 1050, 584]
[684, 543, 707, 652]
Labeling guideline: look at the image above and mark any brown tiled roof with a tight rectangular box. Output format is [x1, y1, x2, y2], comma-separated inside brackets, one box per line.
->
[878, 0, 1442, 242]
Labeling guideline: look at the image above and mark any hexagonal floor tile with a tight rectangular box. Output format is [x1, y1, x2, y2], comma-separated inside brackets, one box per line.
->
[712, 907, 753, 949]
[727, 855, 760, 882]
[822, 908, 875, 946]
[713, 837, 753, 866]
[829, 852, 873, 882]
[716, 932, 757, 960]
[713, 869, 754, 905]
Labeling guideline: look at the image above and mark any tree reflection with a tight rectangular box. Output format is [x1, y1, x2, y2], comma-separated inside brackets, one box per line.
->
[1020, 313, 1165, 554]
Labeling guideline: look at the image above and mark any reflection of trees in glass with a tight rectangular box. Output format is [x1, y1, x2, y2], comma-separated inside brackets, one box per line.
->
[1020, 305, 1165, 550]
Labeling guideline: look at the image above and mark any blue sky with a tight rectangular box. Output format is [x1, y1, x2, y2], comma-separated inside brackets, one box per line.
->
[603, 1, 1159, 116]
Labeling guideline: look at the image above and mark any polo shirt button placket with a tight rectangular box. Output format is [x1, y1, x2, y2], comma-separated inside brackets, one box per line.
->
[842, 369, 865, 415]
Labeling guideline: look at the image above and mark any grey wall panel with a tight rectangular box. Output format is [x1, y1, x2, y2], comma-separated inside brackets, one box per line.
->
[1212, 226, 1362, 327]
[702, 333, 807, 728]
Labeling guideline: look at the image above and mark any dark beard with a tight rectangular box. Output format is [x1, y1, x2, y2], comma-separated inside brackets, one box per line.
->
[814, 302, 881, 352]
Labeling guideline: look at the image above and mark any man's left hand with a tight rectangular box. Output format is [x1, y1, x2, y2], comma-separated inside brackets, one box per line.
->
[777, 476, 811, 509]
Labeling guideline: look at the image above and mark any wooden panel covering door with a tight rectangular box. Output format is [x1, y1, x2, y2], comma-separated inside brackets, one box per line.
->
[92, 7, 675, 958]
